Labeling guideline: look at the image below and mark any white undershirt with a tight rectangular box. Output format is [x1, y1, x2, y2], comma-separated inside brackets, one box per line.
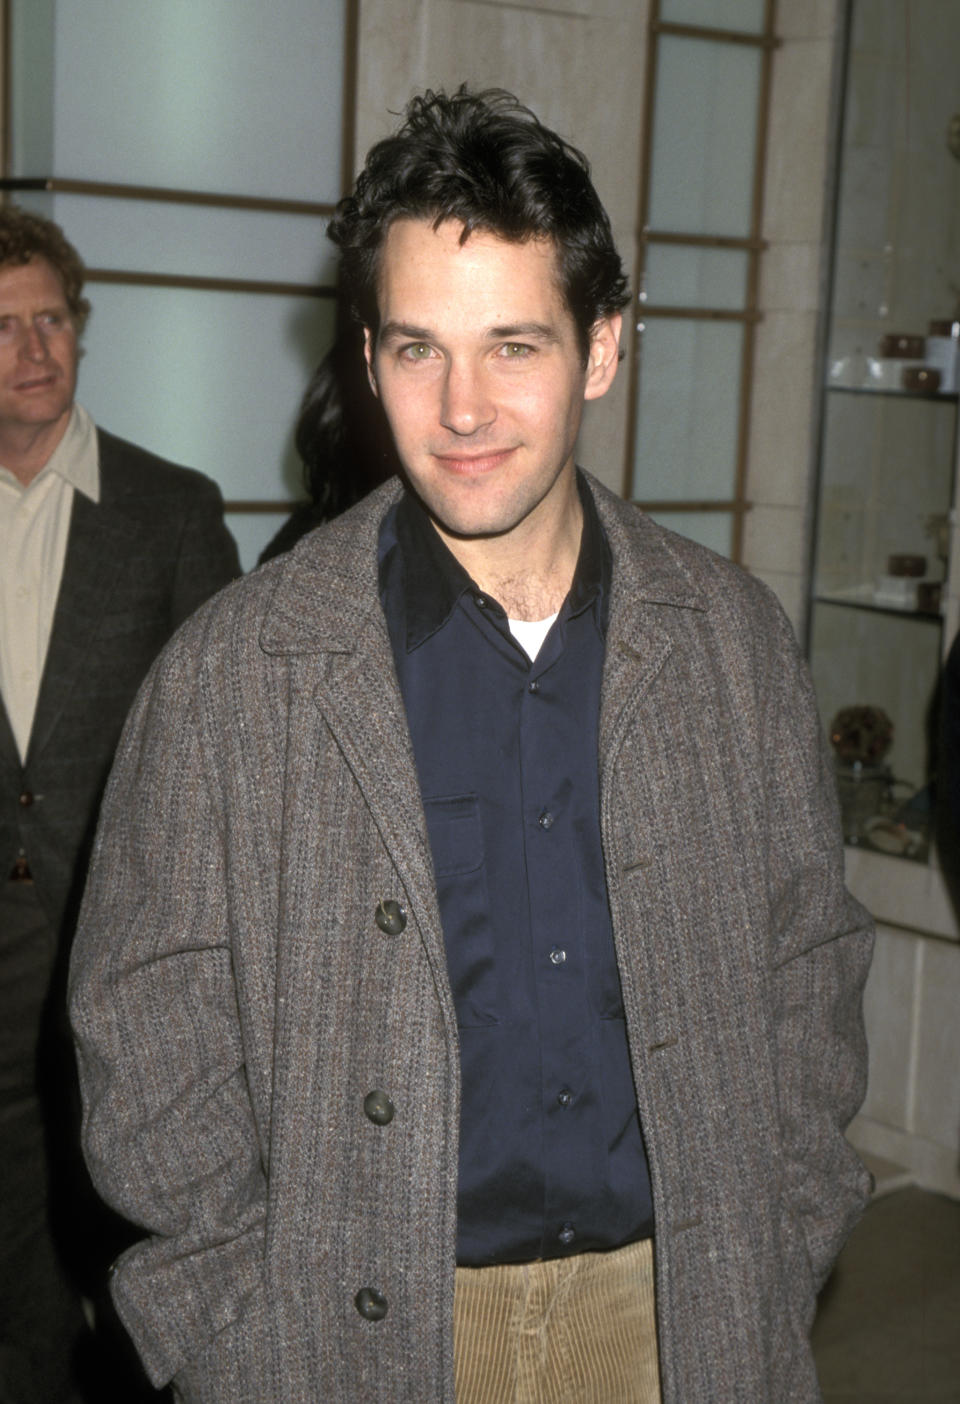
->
[507, 612, 558, 662]
[0, 404, 99, 761]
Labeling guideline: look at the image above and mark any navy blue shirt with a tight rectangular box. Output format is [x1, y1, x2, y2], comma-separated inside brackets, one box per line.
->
[379, 480, 653, 1265]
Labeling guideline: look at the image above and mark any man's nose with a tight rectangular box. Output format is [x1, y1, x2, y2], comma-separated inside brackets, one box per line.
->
[439, 361, 496, 436]
[19, 323, 49, 362]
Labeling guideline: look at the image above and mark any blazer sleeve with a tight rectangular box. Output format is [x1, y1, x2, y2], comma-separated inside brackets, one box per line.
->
[169, 476, 242, 626]
[761, 598, 874, 1296]
[68, 627, 264, 1389]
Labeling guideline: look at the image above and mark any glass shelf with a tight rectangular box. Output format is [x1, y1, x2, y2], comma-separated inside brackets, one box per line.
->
[813, 591, 943, 623]
[826, 383, 959, 404]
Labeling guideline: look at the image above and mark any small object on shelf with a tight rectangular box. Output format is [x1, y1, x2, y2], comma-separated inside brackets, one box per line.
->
[926, 319, 959, 393]
[917, 581, 942, 613]
[862, 815, 925, 858]
[873, 574, 920, 609]
[887, 553, 926, 577]
[834, 761, 890, 845]
[879, 332, 926, 358]
[869, 356, 925, 389]
[829, 705, 893, 764]
[901, 365, 941, 393]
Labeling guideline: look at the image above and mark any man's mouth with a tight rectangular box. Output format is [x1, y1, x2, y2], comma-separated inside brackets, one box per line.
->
[14, 373, 57, 393]
[431, 447, 516, 475]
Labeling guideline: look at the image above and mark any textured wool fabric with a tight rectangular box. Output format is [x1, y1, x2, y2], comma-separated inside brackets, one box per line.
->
[70, 473, 873, 1403]
[454, 1238, 661, 1403]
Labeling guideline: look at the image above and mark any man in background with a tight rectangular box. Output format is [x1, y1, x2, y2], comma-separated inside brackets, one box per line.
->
[70, 91, 872, 1402]
[0, 205, 239, 1402]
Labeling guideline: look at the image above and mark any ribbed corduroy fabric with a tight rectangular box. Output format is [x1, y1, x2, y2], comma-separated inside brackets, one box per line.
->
[453, 1238, 660, 1403]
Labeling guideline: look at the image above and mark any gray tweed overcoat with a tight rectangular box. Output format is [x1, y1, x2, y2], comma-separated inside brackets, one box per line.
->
[69, 474, 873, 1403]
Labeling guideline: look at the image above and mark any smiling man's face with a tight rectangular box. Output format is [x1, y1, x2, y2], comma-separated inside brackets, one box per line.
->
[0, 256, 78, 450]
[365, 217, 619, 548]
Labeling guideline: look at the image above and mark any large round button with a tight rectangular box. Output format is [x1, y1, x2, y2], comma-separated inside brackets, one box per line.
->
[363, 1090, 395, 1125]
[375, 899, 406, 935]
[355, 1286, 388, 1321]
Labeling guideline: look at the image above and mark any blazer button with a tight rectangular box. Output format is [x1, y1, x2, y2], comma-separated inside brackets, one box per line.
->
[363, 1090, 395, 1125]
[375, 899, 406, 935]
[355, 1286, 388, 1321]
[18, 791, 34, 807]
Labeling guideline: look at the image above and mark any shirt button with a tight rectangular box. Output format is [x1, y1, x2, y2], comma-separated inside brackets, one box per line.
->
[558, 1223, 576, 1246]
[549, 946, 567, 965]
[557, 1088, 573, 1107]
[538, 810, 554, 829]
[475, 595, 487, 609]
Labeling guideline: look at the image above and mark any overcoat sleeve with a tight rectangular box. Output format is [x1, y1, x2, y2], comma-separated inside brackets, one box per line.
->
[68, 616, 265, 1388]
[761, 598, 873, 1295]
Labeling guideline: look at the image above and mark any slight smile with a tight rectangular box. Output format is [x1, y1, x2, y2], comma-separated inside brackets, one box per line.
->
[431, 448, 517, 476]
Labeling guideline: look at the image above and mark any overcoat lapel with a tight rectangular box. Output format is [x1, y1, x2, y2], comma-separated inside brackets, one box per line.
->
[594, 486, 708, 778]
[27, 485, 139, 766]
[261, 483, 456, 1029]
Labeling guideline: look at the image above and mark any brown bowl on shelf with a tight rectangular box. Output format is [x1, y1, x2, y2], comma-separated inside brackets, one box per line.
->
[901, 366, 941, 393]
[880, 332, 926, 358]
[888, 554, 926, 577]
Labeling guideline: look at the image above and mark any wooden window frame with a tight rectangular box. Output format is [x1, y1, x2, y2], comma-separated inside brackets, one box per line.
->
[624, 0, 780, 563]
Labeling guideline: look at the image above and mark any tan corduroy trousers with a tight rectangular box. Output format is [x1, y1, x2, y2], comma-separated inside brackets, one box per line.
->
[453, 1237, 661, 1403]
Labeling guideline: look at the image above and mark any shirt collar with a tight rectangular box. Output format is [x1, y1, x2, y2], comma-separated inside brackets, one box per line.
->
[45, 403, 100, 502]
[391, 469, 611, 653]
[0, 402, 99, 502]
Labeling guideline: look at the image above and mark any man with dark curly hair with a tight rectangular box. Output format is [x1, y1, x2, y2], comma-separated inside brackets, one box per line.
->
[71, 90, 872, 1403]
[0, 205, 239, 1402]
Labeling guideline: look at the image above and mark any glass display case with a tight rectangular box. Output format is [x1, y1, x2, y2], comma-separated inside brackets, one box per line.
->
[807, 1, 960, 909]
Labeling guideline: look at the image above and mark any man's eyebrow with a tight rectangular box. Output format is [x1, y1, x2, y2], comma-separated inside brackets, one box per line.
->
[378, 321, 434, 344]
[488, 322, 560, 343]
[377, 320, 562, 344]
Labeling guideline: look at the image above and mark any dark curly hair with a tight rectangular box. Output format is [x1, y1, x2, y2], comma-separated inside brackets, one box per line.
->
[327, 86, 629, 362]
[0, 205, 91, 333]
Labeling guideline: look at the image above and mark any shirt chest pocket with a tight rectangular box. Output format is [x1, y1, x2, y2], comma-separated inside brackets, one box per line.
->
[423, 794, 498, 1027]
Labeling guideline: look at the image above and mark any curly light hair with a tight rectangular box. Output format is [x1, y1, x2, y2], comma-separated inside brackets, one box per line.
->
[0, 204, 91, 333]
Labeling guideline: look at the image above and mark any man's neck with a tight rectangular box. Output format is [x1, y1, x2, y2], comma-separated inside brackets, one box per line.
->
[0, 409, 73, 487]
[433, 478, 584, 621]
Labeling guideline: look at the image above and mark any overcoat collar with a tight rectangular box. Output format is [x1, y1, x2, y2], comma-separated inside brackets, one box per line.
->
[258, 471, 709, 660]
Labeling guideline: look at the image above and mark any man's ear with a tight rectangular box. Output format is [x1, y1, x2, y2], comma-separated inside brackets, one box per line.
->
[363, 326, 379, 398]
[583, 312, 622, 402]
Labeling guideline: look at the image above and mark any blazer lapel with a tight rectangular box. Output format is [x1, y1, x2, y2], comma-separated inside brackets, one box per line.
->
[27, 487, 139, 765]
[0, 694, 19, 775]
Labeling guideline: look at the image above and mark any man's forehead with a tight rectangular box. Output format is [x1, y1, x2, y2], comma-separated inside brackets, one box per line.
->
[0, 256, 68, 303]
[375, 216, 565, 314]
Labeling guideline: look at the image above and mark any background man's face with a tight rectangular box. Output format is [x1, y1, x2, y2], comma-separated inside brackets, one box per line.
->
[366, 218, 619, 544]
[0, 256, 78, 441]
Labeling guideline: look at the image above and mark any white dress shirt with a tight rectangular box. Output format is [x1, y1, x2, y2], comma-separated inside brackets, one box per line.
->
[0, 403, 99, 762]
